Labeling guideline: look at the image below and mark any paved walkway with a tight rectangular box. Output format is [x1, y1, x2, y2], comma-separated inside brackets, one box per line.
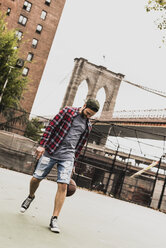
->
[0, 167, 166, 248]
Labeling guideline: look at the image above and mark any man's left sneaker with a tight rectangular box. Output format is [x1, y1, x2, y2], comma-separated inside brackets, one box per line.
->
[20, 195, 35, 213]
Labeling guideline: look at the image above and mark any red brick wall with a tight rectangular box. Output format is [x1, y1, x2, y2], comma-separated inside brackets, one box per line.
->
[0, 0, 66, 113]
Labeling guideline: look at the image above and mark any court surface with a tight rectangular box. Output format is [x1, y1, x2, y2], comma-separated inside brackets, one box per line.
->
[0, 167, 166, 248]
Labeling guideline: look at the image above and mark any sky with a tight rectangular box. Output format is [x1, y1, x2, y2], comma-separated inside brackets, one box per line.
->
[31, 0, 166, 118]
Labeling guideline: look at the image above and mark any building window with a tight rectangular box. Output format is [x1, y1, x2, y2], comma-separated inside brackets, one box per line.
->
[22, 67, 29, 76]
[41, 10, 47, 20]
[15, 30, 23, 41]
[27, 52, 34, 62]
[32, 38, 38, 48]
[16, 58, 25, 68]
[36, 24, 43, 34]
[23, 1, 32, 12]
[45, 0, 51, 6]
[18, 15, 28, 26]
[6, 8, 11, 16]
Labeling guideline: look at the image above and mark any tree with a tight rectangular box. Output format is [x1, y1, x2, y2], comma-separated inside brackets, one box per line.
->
[146, 0, 166, 43]
[24, 118, 44, 142]
[0, 12, 28, 129]
[0, 12, 27, 108]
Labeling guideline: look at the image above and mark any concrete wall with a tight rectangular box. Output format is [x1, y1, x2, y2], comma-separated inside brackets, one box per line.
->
[0, 130, 37, 175]
[0, 130, 58, 180]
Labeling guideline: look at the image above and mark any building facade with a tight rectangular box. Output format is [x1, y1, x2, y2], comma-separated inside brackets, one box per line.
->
[0, 0, 66, 113]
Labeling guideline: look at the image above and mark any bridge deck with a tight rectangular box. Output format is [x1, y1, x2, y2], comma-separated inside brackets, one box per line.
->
[86, 143, 166, 173]
[93, 120, 166, 140]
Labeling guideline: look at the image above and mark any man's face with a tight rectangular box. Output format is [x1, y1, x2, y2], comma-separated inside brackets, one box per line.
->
[81, 107, 96, 119]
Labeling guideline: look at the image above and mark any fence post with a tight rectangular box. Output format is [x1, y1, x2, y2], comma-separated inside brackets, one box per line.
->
[104, 145, 119, 195]
[118, 148, 132, 198]
[149, 157, 162, 207]
[157, 174, 166, 210]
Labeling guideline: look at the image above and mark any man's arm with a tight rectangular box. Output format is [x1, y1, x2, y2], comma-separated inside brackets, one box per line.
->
[74, 132, 89, 167]
[35, 107, 68, 159]
[74, 121, 92, 166]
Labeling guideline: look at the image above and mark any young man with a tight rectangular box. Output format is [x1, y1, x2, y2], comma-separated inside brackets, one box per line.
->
[20, 99, 100, 233]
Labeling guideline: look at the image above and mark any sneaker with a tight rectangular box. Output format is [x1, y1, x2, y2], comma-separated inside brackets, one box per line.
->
[49, 217, 60, 233]
[20, 195, 35, 213]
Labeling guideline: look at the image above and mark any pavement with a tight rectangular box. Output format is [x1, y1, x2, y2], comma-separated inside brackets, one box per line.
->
[0, 167, 166, 248]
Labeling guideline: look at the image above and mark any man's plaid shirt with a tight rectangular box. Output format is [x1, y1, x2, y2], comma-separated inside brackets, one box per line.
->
[39, 106, 92, 162]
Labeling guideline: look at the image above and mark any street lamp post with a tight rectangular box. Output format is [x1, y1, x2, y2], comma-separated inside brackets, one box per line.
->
[0, 66, 14, 104]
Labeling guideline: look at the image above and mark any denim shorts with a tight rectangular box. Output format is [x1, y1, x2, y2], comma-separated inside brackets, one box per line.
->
[33, 155, 74, 184]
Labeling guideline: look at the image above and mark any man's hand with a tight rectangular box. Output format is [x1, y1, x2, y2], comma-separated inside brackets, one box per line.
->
[71, 166, 75, 177]
[35, 146, 45, 160]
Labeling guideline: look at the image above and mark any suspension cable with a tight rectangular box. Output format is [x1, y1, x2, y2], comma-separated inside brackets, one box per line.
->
[123, 79, 166, 98]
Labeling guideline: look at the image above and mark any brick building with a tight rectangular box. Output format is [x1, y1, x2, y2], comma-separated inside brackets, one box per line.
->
[0, 0, 66, 113]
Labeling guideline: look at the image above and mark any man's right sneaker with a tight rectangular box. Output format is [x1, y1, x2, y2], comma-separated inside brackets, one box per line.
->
[49, 217, 60, 233]
[20, 195, 35, 213]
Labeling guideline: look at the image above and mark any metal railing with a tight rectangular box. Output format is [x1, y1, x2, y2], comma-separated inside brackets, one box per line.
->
[113, 109, 166, 119]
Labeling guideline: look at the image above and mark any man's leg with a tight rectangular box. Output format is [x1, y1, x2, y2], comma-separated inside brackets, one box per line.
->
[29, 155, 55, 197]
[53, 160, 74, 217]
[49, 183, 67, 233]
[53, 183, 67, 217]
[20, 177, 42, 213]
[20, 155, 54, 213]
[29, 177, 41, 197]
[50, 160, 73, 233]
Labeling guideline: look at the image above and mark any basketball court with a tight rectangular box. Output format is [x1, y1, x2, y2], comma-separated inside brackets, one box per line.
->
[0, 167, 166, 248]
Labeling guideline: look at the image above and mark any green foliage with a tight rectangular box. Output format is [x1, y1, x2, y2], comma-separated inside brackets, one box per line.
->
[146, 0, 166, 30]
[24, 118, 44, 141]
[0, 105, 28, 134]
[0, 12, 28, 130]
[146, 0, 166, 12]
[146, 0, 166, 45]
[0, 12, 27, 110]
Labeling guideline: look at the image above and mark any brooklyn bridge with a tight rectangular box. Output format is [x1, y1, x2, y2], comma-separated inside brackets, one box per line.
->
[59, 57, 166, 211]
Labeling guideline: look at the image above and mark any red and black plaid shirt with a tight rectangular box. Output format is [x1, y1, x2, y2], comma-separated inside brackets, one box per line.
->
[39, 106, 92, 162]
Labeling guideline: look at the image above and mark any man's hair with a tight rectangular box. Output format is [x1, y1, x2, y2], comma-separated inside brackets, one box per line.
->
[85, 98, 100, 112]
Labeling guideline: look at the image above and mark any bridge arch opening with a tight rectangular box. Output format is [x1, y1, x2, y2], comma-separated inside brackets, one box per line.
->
[73, 79, 88, 107]
[95, 87, 106, 117]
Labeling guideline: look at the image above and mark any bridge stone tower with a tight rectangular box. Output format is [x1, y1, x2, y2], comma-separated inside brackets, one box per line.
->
[61, 58, 124, 117]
